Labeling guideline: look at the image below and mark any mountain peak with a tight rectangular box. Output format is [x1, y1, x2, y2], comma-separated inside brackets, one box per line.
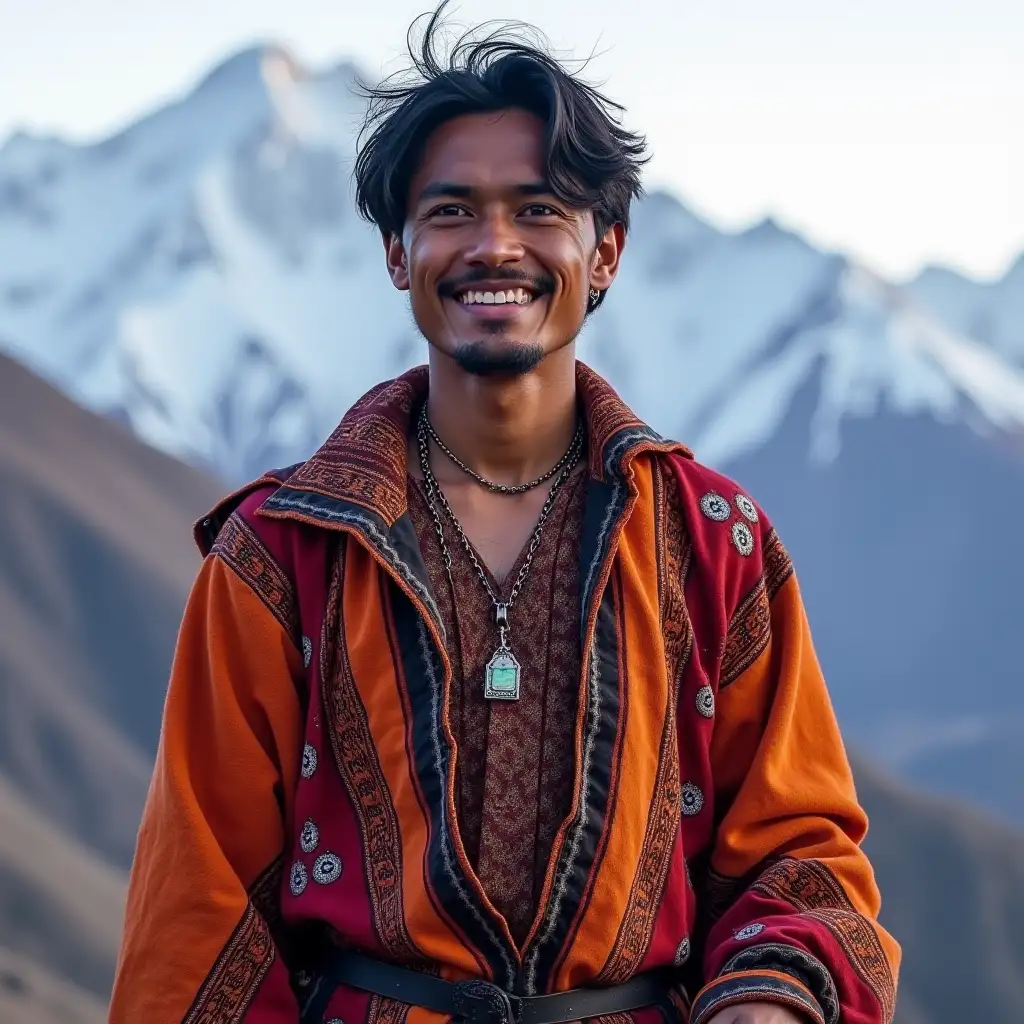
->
[191, 44, 305, 98]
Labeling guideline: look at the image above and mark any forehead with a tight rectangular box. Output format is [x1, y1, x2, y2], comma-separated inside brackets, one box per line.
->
[411, 109, 546, 193]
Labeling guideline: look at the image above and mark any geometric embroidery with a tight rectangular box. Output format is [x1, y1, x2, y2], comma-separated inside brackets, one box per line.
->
[700, 492, 732, 522]
[734, 494, 759, 524]
[182, 902, 275, 1022]
[299, 820, 319, 854]
[312, 853, 343, 885]
[763, 528, 794, 599]
[730, 521, 755, 557]
[595, 460, 692, 985]
[212, 513, 300, 647]
[720, 577, 771, 689]
[722, 943, 839, 1024]
[289, 861, 308, 897]
[322, 549, 424, 963]
[695, 685, 715, 718]
[681, 782, 705, 816]
[751, 857, 896, 1023]
[733, 922, 765, 940]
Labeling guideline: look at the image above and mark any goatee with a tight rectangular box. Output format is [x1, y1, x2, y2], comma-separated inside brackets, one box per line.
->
[453, 339, 545, 378]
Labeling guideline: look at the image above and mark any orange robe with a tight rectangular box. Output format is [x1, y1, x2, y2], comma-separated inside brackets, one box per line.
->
[111, 364, 900, 1024]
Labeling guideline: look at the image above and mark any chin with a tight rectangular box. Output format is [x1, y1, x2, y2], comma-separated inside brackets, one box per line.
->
[451, 338, 546, 378]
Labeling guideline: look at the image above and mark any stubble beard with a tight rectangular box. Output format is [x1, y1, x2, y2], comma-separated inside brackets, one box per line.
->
[450, 321, 579, 379]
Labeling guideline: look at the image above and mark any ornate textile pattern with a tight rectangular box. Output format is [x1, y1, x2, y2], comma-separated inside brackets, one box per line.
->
[367, 994, 411, 1024]
[212, 512, 300, 646]
[577, 362, 648, 477]
[657, 459, 694, 683]
[596, 690, 682, 983]
[321, 546, 424, 962]
[595, 464, 693, 983]
[722, 943, 839, 1024]
[289, 410, 410, 525]
[690, 971, 825, 1024]
[249, 856, 284, 937]
[182, 903, 275, 1023]
[763, 528, 794, 599]
[406, 469, 585, 947]
[752, 858, 896, 1021]
[720, 577, 770, 689]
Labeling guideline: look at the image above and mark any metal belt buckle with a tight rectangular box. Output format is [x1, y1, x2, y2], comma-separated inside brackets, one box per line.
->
[453, 980, 518, 1024]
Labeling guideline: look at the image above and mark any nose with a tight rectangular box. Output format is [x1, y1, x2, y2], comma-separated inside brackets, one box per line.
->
[463, 209, 525, 267]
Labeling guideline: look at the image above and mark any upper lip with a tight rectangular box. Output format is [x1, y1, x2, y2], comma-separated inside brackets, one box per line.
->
[450, 280, 540, 298]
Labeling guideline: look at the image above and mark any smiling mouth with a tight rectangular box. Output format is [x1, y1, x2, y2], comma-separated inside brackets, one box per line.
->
[451, 286, 537, 308]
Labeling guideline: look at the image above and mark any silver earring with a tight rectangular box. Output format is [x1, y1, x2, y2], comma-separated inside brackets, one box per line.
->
[588, 287, 601, 311]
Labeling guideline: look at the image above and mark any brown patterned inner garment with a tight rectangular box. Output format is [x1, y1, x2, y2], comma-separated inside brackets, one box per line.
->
[406, 469, 586, 949]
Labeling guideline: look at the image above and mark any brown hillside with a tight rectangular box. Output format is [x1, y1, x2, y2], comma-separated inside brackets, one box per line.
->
[0, 352, 223, 867]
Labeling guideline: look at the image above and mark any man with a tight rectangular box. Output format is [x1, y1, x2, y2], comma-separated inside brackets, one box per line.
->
[111, 6, 899, 1023]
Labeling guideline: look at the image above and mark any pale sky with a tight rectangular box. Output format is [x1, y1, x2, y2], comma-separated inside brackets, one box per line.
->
[1, 0, 1021, 281]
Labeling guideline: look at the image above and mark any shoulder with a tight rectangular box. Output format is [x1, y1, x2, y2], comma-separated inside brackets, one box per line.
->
[661, 452, 787, 611]
[193, 463, 303, 556]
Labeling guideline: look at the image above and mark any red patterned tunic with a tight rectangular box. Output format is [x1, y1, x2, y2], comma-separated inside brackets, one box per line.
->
[110, 364, 900, 1024]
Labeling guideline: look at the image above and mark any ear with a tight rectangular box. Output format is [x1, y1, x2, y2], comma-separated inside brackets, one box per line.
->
[384, 232, 410, 291]
[589, 221, 625, 293]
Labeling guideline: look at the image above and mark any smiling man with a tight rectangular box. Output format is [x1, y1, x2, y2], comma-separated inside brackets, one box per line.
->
[111, 5, 899, 1024]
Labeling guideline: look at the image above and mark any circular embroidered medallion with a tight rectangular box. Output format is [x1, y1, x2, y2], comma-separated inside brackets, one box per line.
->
[735, 493, 759, 523]
[302, 635, 313, 669]
[313, 852, 343, 885]
[700, 491, 732, 522]
[299, 819, 319, 854]
[731, 521, 755, 557]
[674, 938, 691, 966]
[680, 782, 705, 816]
[289, 860, 308, 897]
[327, 1019, 345, 1024]
[301, 744, 318, 779]
[733, 922, 765, 940]
[695, 685, 715, 718]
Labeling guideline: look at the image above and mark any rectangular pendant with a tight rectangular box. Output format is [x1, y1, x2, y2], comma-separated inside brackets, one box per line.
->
[484, 647, 521, 700]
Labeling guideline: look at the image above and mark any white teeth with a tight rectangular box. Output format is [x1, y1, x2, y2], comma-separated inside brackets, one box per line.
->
[457, 288, 534, 305]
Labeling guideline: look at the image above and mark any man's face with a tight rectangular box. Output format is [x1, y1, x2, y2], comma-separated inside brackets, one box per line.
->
[386, 108, 623, 377]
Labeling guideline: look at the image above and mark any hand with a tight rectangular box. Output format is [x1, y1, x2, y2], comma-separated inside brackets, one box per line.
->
[705, 1003, 807, 1024]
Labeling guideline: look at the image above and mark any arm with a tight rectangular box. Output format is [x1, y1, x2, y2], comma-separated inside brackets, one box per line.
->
[109, 536, 305, 1021]
[691, 529, 900, 1024]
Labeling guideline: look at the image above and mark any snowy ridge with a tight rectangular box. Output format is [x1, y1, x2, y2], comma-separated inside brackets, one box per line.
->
[1, 45, 1023, 482]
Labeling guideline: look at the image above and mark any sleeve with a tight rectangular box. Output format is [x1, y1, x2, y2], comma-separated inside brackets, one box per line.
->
[109, 542, 305, 1022]
[690, 527, 901, 1024]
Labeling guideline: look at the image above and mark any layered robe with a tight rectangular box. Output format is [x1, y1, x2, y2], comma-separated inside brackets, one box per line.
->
[110, 363, 900, 1024]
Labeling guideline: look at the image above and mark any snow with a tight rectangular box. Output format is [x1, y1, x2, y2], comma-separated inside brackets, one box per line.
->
[1, 44, 1023, 483]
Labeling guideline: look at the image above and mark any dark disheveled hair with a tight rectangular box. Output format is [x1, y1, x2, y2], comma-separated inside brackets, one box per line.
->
[353, 2, 648, 310]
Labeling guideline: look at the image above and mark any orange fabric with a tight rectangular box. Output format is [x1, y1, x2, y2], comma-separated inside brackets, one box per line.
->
[109, 554, 304, 1021]
[340, 538, 478, 980]
[709, 570, 901, 975]
[551, 456, 674, 988]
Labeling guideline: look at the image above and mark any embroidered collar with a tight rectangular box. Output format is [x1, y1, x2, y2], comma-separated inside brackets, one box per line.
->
[258, 361, 690, 529]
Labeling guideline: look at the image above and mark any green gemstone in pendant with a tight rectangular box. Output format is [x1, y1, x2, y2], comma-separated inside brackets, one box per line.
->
[484, 648, 521, 700]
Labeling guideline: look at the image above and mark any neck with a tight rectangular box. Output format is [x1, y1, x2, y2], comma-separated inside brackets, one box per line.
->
[424, 347, 579, 487]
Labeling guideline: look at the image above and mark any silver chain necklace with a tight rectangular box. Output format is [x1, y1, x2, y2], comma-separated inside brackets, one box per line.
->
[416, 406, 584, 700]
[423, 412, 584, 494]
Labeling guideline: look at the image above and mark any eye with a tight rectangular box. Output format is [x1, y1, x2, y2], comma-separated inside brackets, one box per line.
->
[521, 203, 560, 217]
[429, 204, 471, 218]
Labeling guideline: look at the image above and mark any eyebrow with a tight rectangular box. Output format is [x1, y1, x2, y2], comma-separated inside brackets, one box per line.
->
[417, 181, 554, 203]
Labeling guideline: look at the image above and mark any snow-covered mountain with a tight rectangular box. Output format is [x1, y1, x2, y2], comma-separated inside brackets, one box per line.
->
[2, 45, 1023, 823]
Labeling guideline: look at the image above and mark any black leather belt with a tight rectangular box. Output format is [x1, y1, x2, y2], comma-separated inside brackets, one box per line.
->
[298, 948, 680, 1024]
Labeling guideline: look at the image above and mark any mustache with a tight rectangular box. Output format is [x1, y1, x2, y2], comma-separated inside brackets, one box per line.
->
[437, 269, 555, 297]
